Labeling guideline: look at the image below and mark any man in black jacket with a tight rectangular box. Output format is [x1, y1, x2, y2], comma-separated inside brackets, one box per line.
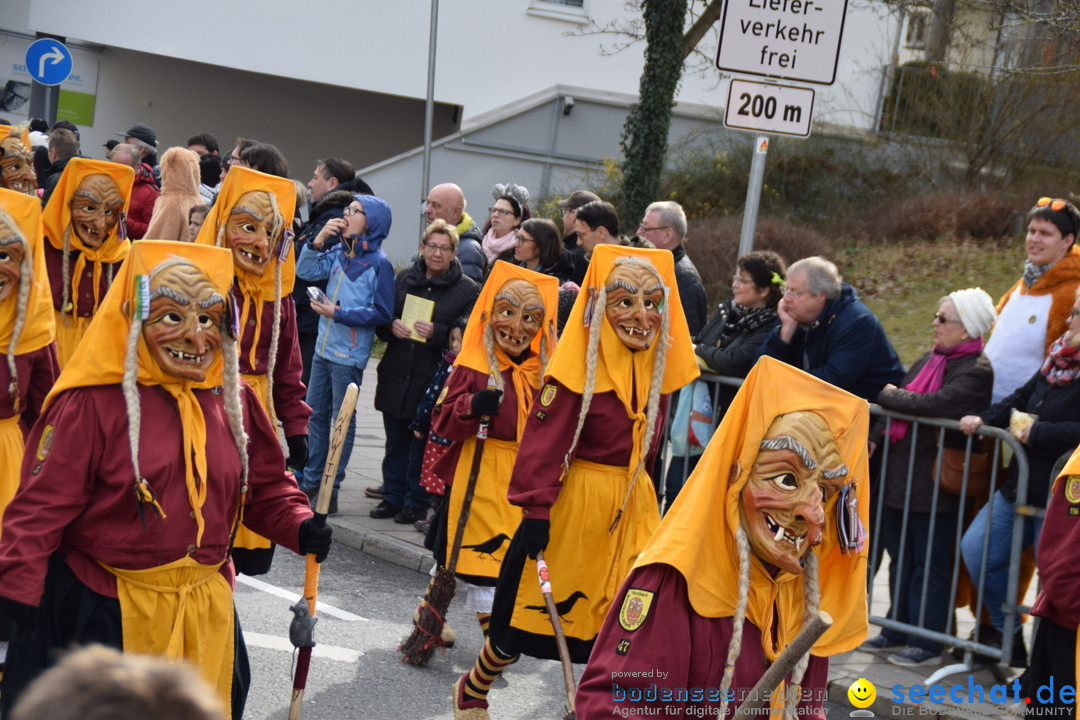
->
[636, 200, 708, 337]
[424, 183, 485, 282]
[556, 190, 598, 285]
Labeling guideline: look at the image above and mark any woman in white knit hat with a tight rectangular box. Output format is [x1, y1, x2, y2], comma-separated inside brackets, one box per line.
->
[862, 287, 996, 667]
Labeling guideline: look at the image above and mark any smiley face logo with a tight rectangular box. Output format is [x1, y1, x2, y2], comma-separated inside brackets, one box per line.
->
[847, 678, 876, 709]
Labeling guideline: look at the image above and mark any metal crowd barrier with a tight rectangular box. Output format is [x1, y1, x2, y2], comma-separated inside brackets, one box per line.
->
[659, 371, 1037, 683]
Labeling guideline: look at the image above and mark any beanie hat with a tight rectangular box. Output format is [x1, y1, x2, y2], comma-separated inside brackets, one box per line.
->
[949, 287, 996, 338]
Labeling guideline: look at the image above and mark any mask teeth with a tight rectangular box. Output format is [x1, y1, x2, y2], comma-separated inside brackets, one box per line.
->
[773, 525, 785, 542]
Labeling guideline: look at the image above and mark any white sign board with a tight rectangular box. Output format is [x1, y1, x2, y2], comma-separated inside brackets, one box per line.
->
[715, 0, 849, 85]
[724, 79, 815, 137]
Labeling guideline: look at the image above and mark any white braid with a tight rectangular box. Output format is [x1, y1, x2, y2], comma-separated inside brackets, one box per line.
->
[122, 313, 144, 484]
[566, 285, 606, 462]
[221, 337, 250, 493]
[785, 550, 820, 720]
[3, 225, 32, 410]
[720, 524, 752, 719]
[636, 277, 670, 473]
[265, 260, 282, 423]
[482, 322, 505, 393]
[60, 227, 71, 327]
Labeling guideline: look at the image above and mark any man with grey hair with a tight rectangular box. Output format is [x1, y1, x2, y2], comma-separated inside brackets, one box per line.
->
[637, 200, 707, 336]
[108, 142, 158, 240]
[760, 255, 902, 401]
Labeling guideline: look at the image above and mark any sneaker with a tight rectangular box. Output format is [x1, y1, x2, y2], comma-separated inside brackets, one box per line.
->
[394, 506, 428, 525]
[414, 518, 430, 534]
[369, 500, 403, 519]
[364, 486, 385, 499]
[861, 633, 905, 651]
[887, 646, 940, 667]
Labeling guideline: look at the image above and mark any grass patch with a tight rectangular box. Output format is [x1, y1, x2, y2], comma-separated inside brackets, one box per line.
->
[836, 237, 1022, 366]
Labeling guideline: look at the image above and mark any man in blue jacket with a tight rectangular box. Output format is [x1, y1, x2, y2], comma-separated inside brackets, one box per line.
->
[296, 193, 395, 513]
[760, 255, 903, 401]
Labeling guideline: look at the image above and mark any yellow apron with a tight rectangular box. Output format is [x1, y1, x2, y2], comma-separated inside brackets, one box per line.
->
[508, 459, 660, 641]
[234, 371, 274, 552]
[53, 311, 92, 369]
[102, 556, 234, 710]
[448, 437, 519, 580]
[0, 415, 22, 537]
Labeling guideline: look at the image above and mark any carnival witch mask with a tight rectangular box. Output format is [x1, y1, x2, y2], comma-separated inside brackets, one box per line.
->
[739, 411, 849, 575]
[225, 190, 283, 278]
[143, 261, 227, 382]
[604, 261, 664, 351]
[0, 134, 36, 196]
[490, 278, 545, 357]
[0, 212, 27, 304]
[69, 174, 124, 249]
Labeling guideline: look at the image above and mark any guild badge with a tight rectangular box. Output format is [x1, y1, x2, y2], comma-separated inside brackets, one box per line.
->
[540, 383, 557, 407]
[618, 589, 654, 632]
[1065, 475, 1080, 505]
[436, 385, 449, 406]
[36, 424, 55, 462]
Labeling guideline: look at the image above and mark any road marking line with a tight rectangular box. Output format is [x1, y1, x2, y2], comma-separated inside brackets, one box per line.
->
[243, 632, 363, 662]
[236, 575, 368, 622]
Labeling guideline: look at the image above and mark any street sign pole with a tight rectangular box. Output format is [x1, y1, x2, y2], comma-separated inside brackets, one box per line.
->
[738, 136, 769, 258]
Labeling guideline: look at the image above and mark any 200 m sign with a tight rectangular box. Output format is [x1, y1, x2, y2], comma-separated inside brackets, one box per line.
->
[724, 79, 815, 137]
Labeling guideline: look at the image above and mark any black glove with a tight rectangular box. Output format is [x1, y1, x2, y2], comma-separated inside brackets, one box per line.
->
[470, 389, 503, 418]
[521, 518, 550, 560]
[286, 435, 308, 471]
[0, 595, 38, 627]
[298, 519, 333, 563]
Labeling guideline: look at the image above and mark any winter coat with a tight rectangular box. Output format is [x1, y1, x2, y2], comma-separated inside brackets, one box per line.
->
[760, 283, 904, 401]
[374, 257, 479, 420]
[296, 195, 395, 370]
[125, 162, 159, 240]
[144, 147, 202, 242]
[673, 244, 708, 338]
[980, 367, 1080, 508]
[292, 191, 352, 335]
[457, 221, 486, 283]
[871, 351, 993, 512]
[694, 299, 779, 415]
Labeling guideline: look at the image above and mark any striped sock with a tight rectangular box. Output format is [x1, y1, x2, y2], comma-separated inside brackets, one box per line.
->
[476, 612, 491, 638]
[463, 637, 517, 702]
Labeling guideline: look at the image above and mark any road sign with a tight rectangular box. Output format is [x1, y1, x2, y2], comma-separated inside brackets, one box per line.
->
[724, 79, 815, 137]
[25, 38, 73, 87]
[715, 0, 849, 85]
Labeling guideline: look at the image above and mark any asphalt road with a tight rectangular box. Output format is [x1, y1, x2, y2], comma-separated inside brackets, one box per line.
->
[235, 542, 885, 719]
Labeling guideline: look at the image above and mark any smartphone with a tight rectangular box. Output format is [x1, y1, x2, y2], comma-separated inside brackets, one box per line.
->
[306, 286, 328, 304]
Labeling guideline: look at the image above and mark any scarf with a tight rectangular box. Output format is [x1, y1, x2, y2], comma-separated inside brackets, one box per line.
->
[1023, 259, 1053, 288]
[889, 337, 984, 443]
[714, 298, 778, 341]
[482, 226, 518, 263]
[1041, 333, 1080, 386]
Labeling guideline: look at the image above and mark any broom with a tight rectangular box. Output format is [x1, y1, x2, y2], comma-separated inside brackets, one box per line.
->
[399, 418, 489, 666]
[536, 550, 577, 720]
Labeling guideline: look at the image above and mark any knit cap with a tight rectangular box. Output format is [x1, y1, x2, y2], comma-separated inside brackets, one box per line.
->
[948, 287, 996, 338]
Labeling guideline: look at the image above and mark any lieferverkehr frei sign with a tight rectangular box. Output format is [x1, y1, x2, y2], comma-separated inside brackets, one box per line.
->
[715, 0, 849, 85]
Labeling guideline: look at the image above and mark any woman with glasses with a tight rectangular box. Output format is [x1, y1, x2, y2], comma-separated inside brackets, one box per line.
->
[862, 288, 995, 668]
[481, 183, 531, 268]
[372, 219, 480, 525]
[513, 218, 574, 282]
[956, 286, 1080, 667]
[664, 251, 786, 508]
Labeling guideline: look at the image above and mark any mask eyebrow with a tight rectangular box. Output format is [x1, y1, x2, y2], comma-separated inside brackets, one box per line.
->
[523, 303, 545, 313]
[494, 292, 521, 307]
[72, 189, 103, 205]
[822, 464, 849, 480]
[606, 279, 639, 294]
[199, 292, 225, 308]
[759, 435, 816, 470]
[230, 205, 265, 222]
[150, 286, 190, 304]
[644, 283, 664, 295]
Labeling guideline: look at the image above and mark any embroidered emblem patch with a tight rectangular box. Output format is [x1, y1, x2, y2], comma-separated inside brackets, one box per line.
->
[36, 424, 55, 462]
[534, 410, 547, 421]
[616, 638, 631, 655]
[540, 383, 557, 407]
[618, 589, 654, 632]
[1065, 475, 1080, 505]
[436, 386, 448, 406]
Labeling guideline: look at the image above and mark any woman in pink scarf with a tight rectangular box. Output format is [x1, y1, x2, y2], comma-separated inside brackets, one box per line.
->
[863, 288, 997, 667]
[481, 183, 530, 267]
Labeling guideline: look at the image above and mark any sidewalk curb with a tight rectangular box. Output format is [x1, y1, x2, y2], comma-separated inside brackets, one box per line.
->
[329, 518, 435, 575]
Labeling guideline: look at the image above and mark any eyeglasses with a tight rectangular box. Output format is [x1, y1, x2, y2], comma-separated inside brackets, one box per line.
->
[1037, 197, 1069, 212]
[344, 205, 365, 216]
[488, 207, 515, 218]
[637, 225, 670, 234]
[783, 287, 810, 299]
[225, 154, 242, 167]
[731, 275, 754, 286]
[933, 313, 962, 325]
[423, 241, 454, 254]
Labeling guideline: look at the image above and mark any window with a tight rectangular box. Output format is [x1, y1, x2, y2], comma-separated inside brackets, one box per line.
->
[905, 12, 928, 49]
[528, 0, 588, 23]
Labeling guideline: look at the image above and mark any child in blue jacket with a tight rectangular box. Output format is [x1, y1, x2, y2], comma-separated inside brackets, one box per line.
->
[296, 193, 395, 512]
